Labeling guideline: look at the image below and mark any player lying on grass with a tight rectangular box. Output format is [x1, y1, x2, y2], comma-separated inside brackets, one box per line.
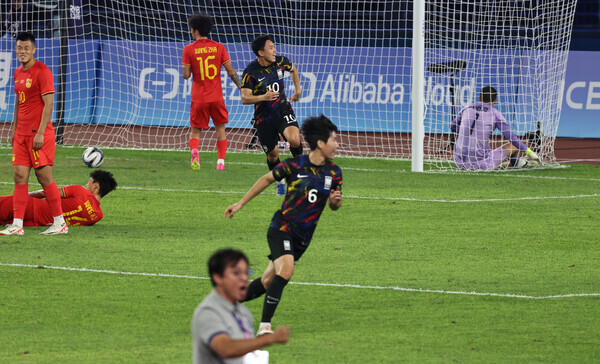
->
[0, 170, 117, 232]
[225, 114, 342, 336]
[450, 86, 541, 170]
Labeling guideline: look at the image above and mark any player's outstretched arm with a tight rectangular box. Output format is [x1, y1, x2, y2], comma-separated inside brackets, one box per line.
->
[328, 186, 342, 211]
[225, 172, 277, 218]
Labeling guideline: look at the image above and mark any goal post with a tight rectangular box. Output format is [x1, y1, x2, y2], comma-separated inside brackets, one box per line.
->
[0, 1, 577, 169]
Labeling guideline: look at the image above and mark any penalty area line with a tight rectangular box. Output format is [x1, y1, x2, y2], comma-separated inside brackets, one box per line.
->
[1, 262, 598, 300]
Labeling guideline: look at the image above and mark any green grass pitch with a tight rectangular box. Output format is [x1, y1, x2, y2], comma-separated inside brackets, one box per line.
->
[1, 146, 599, 363]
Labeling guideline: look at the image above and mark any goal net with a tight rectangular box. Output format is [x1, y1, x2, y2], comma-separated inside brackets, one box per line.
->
[0, 1, 576, 165]
[421, 0, 577, 170]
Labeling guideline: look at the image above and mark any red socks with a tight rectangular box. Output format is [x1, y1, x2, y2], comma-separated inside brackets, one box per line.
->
[189, 138, 200, 151]
[217, 139, 227, 160]
[12, 184, 29, 220]
[43, 182, 63, 217]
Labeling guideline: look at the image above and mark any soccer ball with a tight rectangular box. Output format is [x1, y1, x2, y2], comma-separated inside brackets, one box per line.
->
[82, 147, 104, 168]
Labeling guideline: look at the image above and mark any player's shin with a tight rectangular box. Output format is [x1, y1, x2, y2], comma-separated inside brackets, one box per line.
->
[12, 184, 29, 223]
[243, 277, 267, 302]
[261, 275, 288, 323]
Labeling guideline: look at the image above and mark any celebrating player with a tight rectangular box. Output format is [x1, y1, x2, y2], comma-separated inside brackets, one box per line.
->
[450, 86, 541, 170]
[225, 115, 343, 336]
[241, 35, 303, 195]
[0, 170, 117, 229]
[1, 32, 66, 236]
[182, 13, 242, 171]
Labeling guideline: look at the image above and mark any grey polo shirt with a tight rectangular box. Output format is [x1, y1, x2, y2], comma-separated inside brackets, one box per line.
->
[192, 289, 255, 364]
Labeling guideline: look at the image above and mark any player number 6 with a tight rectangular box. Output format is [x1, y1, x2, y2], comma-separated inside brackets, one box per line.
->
[308, 189, 318, 203]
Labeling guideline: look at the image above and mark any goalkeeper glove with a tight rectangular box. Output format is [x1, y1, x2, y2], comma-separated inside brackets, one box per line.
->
[525, 148, 541, 164]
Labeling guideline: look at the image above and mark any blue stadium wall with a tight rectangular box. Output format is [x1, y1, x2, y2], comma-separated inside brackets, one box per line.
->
[0, 36, 598, 138]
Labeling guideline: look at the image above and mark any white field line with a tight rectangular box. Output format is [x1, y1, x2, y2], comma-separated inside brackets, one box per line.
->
[1, 262, 598, 300]
[1, 181, 598, 203]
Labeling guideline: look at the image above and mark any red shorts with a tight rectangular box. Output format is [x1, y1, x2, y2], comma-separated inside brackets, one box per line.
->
[12, 133, 56, 168]
[190, 100, 228, 130]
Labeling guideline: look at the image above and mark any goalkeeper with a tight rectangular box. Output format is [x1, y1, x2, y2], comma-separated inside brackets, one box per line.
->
[449, 86, 541, 170]
[0, 170, 117, 232]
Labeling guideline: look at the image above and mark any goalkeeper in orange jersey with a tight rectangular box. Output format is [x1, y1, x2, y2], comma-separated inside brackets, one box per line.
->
[182, 13, 242, 171]
[0, 170, 117, 230]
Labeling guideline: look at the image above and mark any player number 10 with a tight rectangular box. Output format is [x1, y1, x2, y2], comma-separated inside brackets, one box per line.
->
[18, 91, 26, 103]
[195, 55, 217, 80]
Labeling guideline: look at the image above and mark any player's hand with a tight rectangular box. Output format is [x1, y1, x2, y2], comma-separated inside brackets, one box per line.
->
[8, 130, 15, 147]
[271, 326, 290, 343]
[33, 133, 44, 151]
[328, 186, 342, 210]
[526, 148, 541, 165]
[289, 91, 301, 104]
[262, 91, 279, 102]
[224, 203, 242, 218]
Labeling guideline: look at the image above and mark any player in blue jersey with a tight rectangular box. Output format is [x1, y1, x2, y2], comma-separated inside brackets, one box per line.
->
[450, 86, 541, 170]
[241, 35, 303, 195]
[225, 115, 342, 336]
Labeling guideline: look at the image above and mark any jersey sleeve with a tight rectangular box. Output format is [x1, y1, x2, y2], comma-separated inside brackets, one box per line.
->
[182, 45, 191, 66]
[193, 308, 229, 346]
[219, 43, 231, 65]
[60, 185, 84, 198]
[495, 112, 528, 151]
[278, 56, 293, 72]
[271, 158, 294, 182]
[39, 65, 55, 96]
[241, 68, 254, 90]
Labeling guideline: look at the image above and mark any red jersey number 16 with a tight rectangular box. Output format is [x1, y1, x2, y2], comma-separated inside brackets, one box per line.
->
[195, 55, 217, 80]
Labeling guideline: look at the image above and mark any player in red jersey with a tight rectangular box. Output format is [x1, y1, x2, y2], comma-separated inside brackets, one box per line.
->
[182, 13, 242, 171]
[0, 32, 66, 236]
[0, 170, 117, 228]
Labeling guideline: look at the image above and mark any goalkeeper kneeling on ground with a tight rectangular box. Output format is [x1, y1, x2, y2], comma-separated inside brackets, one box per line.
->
[449, 86, 541, 171]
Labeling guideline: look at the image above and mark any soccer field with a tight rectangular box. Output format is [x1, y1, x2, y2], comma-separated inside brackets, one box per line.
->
[1, 146, 599, 363]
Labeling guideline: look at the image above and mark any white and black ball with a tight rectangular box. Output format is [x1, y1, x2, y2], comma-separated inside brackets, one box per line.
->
[82, 147, 104, 168]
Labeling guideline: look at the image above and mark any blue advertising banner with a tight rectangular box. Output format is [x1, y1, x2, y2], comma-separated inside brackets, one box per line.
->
[0, 36, 598, 138]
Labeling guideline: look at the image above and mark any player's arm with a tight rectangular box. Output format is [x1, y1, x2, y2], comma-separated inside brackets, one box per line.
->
[33, 93, 54, 151]
[288, 64, 301, 104]
[225, 172, 277, 218]
[497, 120, 541, 163]
[328, 185, 342, 211]
[10, 100, 18, 146]
[223, 62, 242, 90]
[28, 186, 66, 199]
[209, 327, 289, 358]
[240, 88, 279, 105]
[182, 64, 191, 80]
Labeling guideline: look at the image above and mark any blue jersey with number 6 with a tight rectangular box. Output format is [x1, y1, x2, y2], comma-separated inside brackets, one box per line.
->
[270, 155, 343, 243]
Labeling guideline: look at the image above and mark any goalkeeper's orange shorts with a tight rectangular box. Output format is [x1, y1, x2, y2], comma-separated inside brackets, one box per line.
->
[12, 133, 56, 168]
[190, 100, 228, 130]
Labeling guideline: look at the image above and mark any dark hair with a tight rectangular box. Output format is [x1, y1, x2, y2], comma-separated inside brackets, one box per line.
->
[188, 14, 214, 37]
[90, 170, 117, 198]
[480, 86, 497, 104]
[208, 249, 249, 287]
[301, 114, 338, 150]
[16, 32, 35, 44]
[251, 35, 271, 56]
